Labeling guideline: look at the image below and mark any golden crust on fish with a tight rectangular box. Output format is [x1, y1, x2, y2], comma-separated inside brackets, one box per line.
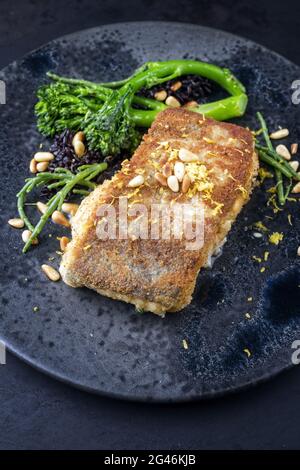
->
[60, 109, 258, 315]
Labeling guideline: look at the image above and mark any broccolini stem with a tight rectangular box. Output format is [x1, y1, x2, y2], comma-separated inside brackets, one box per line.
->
[95, 64, 149, 88]
[47, 72, 111, 100]
[128, 60, 246, 97]
[126, 60, 247, 121]
[130, 94, 248, 126]
[132, 95, 167, 111]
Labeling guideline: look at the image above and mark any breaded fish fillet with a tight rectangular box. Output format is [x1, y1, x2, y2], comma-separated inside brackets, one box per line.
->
[60, 109, 258, 315]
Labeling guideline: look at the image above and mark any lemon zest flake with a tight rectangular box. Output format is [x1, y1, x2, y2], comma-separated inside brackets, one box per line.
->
[258, 167, 273, 183]
[254, 221, 269, 233]
[269, 232, 284, 245]
[267, 194, 283, 213]
[243, 348, 251, 358]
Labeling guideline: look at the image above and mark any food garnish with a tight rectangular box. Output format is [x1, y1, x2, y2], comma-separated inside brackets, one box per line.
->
[243, 348, 252, 358]
[291, 143, 298, 155]
[269, 128, 289, 139]
[8, 218, 24, 229]
[268, 232, 284, 245]
[41, 264, 61, 282]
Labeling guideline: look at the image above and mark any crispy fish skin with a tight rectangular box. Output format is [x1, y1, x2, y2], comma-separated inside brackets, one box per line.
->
[60, 109, 258, 315]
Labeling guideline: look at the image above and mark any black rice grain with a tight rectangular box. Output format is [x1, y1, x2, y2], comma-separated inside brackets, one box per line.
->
[139, 74, 216, 105]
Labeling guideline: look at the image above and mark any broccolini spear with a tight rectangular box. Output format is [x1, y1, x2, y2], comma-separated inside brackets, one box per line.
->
[35, 60, 248, 156]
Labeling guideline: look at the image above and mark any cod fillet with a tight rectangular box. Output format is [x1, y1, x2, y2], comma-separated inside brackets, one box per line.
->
[60, 109, 258, 315]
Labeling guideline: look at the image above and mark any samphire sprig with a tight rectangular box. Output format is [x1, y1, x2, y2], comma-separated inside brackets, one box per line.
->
[17, 163, 107, 253]
[255, 112, 298, 205]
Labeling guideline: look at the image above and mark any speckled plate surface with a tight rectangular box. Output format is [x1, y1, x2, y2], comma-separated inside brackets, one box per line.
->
[0, 22, 300, 402]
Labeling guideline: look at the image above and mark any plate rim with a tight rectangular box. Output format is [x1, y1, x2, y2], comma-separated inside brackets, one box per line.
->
[1, 20, 299, 75]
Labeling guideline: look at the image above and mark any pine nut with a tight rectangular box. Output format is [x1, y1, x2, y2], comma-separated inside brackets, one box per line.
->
[34, 152, 54, 162]
[276, 144, 291, 160]
[41, 264, 60, 282]
[291, 143, 298, 155]
[184, 101, 198, 108]
[36, 161, 49, 172]
[178, 148, 198, 162]
[72, 131, 85, 146]
[170, 81, 182, 92]
[289, 161, 299, 172]
[8, 218, 24, 229]
[270, 128, 289, 139]
[51, 210, 71, 227]
[29, 158, 37, 174]
[162, 162, 173, 178]
[154, 173, 167, 186]
[22, 229, 38, 244]
[73, 140, 85, 158]
[154, 90, 167, 101]
[165, 96, 181, 107]
[61, 202, 79, 216]
[37, 201, 48, 215]
[60, 236, 70, 252]
[167, 175, 179, 192]
[182, 174, 191, 193]
[174, 161, 185, 182]
[297, 246, 300, 257]
[22, 230, 30, 243]
[128, 174, 144, 188]
[292, 182, 300, 193]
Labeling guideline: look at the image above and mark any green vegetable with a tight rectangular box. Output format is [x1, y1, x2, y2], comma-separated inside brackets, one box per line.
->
[17, 163, 107, 253]
[256, 112, 286, 205]
[256, 144, 300, 181]
[258, 150, 295, 179]
[36, 60, 248, 156]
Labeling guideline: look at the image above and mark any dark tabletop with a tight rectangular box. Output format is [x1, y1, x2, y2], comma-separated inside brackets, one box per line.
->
[1, 0, 300, 450]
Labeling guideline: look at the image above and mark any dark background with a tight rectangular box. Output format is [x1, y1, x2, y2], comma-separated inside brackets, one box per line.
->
[1, 0, 300, 450]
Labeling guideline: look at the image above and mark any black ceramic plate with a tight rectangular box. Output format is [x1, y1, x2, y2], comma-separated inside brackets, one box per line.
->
[1, 22, 300, 402]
